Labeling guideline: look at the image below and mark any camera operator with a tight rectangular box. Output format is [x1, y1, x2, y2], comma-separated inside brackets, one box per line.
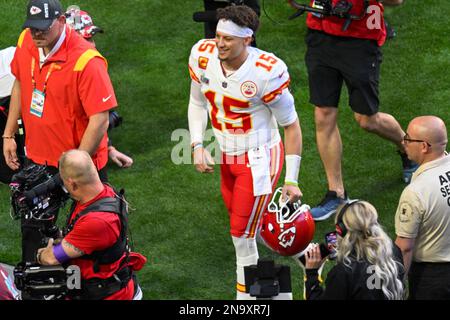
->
[304, 200, 405, 300]
[3, 0, 117, 182]
[299, 0, 418, 221]
[198, 0, 260, 45]
[36, 149, 146, 300]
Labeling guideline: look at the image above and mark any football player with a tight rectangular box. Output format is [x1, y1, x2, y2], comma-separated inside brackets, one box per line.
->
[187, 5, 303, 300]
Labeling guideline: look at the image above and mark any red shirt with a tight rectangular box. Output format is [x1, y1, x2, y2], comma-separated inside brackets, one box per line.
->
[64, 185, 134, 300]
[11, 28, 117, 169]
[306, 0, 386, 46]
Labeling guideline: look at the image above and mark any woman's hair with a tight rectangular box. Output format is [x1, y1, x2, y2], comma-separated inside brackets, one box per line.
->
[335, 201, 404, 300]
[216, 5, 260, 34]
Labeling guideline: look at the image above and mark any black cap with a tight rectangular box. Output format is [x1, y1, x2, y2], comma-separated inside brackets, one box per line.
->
[23, 0, 63, 31]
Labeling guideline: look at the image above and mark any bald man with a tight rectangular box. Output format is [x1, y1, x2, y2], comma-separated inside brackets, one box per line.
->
[37, 150, 146, 300]
[394, 116, 450, 300]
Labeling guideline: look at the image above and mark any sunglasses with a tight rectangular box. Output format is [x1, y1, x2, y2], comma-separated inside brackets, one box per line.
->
[30, 19, 58, 35]
[403, 133, 431, 147]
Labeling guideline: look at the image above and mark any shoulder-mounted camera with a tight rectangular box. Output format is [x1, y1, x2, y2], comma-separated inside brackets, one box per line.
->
[9, 163, 68, 222]
[288, 0, 370, 31]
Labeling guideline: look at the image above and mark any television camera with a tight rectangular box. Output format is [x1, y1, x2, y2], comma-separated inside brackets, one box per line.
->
[287, 0, 370, 31]
[244, 259, 292, 299]
[9, 163, 70, 299]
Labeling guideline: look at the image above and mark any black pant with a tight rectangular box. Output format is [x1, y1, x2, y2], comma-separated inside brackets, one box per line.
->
[305, 29, 382, 116]
[409, 262, 450, 300]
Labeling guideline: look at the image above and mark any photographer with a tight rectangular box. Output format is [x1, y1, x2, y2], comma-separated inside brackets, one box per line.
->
[298, 0, 418, 220]
[199, 0, 260, 44]
[36, 149, 146, 300]
[304, 200, 405, 300]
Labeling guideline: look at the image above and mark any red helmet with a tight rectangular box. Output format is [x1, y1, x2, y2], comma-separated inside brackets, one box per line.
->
[65, 5, 103, 39]
[260, 188, 315, 256]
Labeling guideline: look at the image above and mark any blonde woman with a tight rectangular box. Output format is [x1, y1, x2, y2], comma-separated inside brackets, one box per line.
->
[304, 200, 405, 300]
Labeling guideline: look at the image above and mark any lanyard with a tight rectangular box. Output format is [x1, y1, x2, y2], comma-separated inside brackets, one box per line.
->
[31, 57, 57, 94]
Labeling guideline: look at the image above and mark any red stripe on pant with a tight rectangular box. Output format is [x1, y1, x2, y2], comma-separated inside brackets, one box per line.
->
[220, 141, 285, 238]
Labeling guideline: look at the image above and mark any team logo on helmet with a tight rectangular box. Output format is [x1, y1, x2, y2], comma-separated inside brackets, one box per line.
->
[260, 187, 315, 256]
[278, 227, 296, 248]
[241, 81, 257, 98]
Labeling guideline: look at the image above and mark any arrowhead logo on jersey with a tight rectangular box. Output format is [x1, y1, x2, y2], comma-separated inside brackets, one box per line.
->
[278, 227, 296, 248]
[241, 81, 257, 98]
[30, 6, 42, 15]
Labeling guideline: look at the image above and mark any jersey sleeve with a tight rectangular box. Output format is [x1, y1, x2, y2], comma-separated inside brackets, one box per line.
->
[395, 187, 424, 238]
[64, 213, 121, 255]
[0, 47, 16, 97]
[261, 58, 298, 126]
[188, 39, 215, 84]
[78, 56, 118, 117]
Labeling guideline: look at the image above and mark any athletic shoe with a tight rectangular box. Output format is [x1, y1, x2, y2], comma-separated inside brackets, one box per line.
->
[310, 191, 348, 221]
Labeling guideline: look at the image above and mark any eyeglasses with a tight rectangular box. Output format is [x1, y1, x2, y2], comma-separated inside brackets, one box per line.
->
[403, 133, 431, 147]
[30, 19, 57, 35]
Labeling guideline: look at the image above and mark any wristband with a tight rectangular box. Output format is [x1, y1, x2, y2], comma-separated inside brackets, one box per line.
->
[53, 243, 71, 264]
[192, 143, 203, 152]
[284, 180, 299, 187]
[285, 155, 301, 184]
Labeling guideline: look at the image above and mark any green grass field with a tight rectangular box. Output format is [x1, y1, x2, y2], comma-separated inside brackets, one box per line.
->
[0, 0, 449, 300]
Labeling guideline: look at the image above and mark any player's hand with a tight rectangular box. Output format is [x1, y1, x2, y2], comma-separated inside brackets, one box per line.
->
[3, 138, 20, 170]
[108, 146, 134, 168]
[282, 183, 302, 203]
[193, 147, 215, 173]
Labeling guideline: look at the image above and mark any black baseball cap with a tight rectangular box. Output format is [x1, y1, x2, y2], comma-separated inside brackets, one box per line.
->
[23, 0, 63, 31]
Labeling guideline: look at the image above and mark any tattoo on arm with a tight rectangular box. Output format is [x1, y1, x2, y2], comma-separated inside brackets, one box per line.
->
[62, 239, 85, 256]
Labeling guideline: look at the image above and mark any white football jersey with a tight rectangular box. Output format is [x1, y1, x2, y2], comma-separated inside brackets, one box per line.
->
[188, 39, 297, 156]
[0, 47, 16, 99]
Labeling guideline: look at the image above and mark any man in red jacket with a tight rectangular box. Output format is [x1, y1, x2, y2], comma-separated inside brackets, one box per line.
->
[37, 149, 146, 300]
[3, 0, 116, 181]
[303, 0, 417, 221]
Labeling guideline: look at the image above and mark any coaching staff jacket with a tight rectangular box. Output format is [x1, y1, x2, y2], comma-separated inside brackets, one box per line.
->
[11, 27, 117, 169]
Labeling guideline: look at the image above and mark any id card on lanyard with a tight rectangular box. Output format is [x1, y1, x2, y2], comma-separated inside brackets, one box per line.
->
[30, 57, 57, 118]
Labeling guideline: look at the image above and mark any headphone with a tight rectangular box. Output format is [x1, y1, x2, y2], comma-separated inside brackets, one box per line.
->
[335, 199, 360, 237]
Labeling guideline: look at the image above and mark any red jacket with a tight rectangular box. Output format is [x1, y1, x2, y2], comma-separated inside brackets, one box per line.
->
[11, 27, 117, 169]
